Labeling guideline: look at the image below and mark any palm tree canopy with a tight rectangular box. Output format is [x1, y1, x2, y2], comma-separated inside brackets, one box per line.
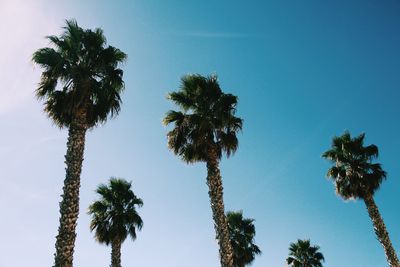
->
[286, 239, 324, 267]
[227, 211, 261, 267]
[88, 178, 143, 245]
[322, 131, 386, 200]
[32, 19, 126, 128]
[163, 74, 243, 163]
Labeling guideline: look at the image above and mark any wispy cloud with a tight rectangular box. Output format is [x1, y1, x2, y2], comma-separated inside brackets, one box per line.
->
[0, 133, 63, 160]
[165, 30, 258, 39]
[0, 178, 48, 201]
[180, 31, 250, 39]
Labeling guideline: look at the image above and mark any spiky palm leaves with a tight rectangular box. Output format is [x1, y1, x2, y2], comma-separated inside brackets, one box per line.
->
[322, 132, 399, 267]
[322, 132, 386, 199]
[286, 239, 324, 267]
[32, 19, 126, 128]
[32, 19, 126, 267]
[164, 74, 242, 267]
[164, 74, 242, 162]
[227, 211, 261, 267]
[88, 178, 143, 267]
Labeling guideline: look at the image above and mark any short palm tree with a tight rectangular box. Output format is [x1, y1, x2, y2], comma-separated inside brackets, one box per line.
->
[227, 211, 261, 267]
[32, 19, 126, 267]
[163, 74, 243, 267]
[322, 132, 399, 267]
[88, 178, 143, 267]
[286, 239, 324, 267]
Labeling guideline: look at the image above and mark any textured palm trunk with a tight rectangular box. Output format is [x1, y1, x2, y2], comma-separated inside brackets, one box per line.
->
[206, 147, 234, 267]
[364, 194, 400, 267]
[54, 112, 87, 267]
[111, 240, 122, 267]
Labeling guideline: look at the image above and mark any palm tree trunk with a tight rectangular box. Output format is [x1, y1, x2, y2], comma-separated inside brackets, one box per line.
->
[364, 194, 400, 267]
[206, 147, 234, 267]
[54, 113, 87, 267]
[111, 240, 122, 267]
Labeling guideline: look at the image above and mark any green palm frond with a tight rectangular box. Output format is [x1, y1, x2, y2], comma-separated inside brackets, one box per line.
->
[88, 178, 143, 245]
[227, 211, 261, 267]
[286, 239, 324, 267]
[322, 131, 386, 200]
[33, 19, 127, 128]
[164, 74, 243, 163]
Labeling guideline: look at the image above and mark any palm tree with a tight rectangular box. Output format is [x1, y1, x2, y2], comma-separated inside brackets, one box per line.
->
[322, 131, 399, 267]
[227, 211, 261, 267]
[32, 19, 126, 267]
[286, 239, 324, 267]
[163, 74, 243, 267]
[88, 178, 143, 267]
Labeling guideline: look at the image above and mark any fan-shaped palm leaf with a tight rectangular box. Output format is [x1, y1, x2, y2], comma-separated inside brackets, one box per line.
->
[89, 178, 143, 267]
[227, 211, 261, 267]
[286, 239, 324, 267]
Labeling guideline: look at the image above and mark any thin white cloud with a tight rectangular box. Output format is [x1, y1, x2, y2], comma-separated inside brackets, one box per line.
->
[0, 178, 47, 201]
[181, 31, 250, 38]
[0, 133, 63, 159]
[164, 30, 257, 39]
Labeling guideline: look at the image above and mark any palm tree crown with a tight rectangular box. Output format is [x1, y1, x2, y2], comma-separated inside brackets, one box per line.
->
[322, 131, 386, 199]
[163, 74, 243, 162]
[286, 239, 324, 267]
[323, 132, 399, 267]
[32, 19, 126, 128]
[227, 211, 261, 267]
[88, 178, 143, 245]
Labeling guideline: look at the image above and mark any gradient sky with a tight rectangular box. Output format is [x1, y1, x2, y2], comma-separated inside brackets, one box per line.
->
[1, 1, 400, 266]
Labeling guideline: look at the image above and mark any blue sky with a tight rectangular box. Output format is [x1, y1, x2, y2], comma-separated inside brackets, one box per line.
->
[1, 0, 400, 266]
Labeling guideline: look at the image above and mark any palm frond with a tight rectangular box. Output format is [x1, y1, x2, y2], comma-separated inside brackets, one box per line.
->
[227, 210, 261, 267]
[164, 73, 242, 163]
[322, 131, 386, 199]
[88, 177, 143, 245]
[33, 19, 126, 129]
[168, 91, 195, 111]
[287, 239, 324, 267]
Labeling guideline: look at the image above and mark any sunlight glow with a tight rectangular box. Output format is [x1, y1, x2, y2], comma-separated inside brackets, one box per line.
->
[0, 0, 57, 114]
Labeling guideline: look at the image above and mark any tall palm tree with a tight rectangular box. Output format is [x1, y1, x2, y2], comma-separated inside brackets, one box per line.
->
[32, 19, 126, 267]
[286, 239, 324, 267]
[163, 74, 243, 267]
[322, 131, 399, 267]
[88, 178, 143, 267]
[227, 211, 261, 267]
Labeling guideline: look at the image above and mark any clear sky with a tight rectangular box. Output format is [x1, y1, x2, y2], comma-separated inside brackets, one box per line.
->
[1, 0, 400, 266]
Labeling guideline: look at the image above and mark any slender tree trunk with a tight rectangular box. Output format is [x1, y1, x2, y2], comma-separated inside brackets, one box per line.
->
[54, 112, 87, 267]
[364, 194, 400, 267]
[206, 147, 234, 267]
[111, 240, 122, 267]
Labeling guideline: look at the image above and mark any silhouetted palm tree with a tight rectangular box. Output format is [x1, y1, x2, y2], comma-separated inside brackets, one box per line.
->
[88, 178, 143, 267]
[227, 211, 261, 267]
[163, 74, 243, 267]
[32, 19, 126, 267]
[286, 239, 324, 267]
[322, 132, 399, 267]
